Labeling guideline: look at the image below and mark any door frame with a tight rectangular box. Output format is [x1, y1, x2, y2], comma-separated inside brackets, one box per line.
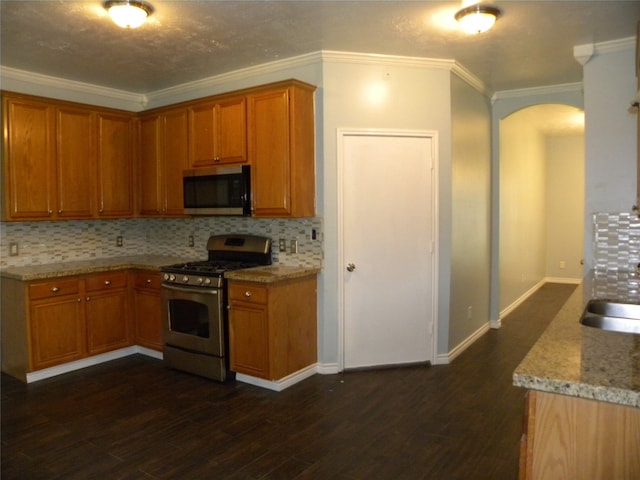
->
[336, 128, 439, 371]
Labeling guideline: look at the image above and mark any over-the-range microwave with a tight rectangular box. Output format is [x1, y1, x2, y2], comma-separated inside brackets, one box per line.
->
[183, 165, 251, 216]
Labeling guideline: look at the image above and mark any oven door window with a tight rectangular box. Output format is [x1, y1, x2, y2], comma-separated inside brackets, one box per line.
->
[168, 299, 210, 338]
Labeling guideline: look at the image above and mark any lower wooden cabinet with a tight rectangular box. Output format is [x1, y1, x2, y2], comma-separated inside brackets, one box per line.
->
[228, 275, 317, 380]
[28, 278, 85, 370]
[85, 272, 131, 355]
[519, 390, 640, 480]
[0, 268, 163, 381]
[131, 270, 163, 351]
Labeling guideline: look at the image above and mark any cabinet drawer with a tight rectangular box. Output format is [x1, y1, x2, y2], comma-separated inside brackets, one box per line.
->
[132, 271, 161, 290]
[29, 278, 80, 300]
[228, 282, 267, 304]
[85, 272, 128, 292]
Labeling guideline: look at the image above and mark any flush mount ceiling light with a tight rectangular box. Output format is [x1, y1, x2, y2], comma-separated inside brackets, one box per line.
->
[104, 0, 153, 29]
[455, 3, 502, 34]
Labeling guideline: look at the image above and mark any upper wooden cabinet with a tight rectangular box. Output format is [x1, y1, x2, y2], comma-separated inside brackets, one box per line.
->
[247, 80, 316, 218]
[188, 95, 246, 168]
[56, 106, 95, 218]
[2, 92, 135, 221]
[138, 108, 188, 216]
[2, 95, 56, 220]
[96, 112, 135, 217]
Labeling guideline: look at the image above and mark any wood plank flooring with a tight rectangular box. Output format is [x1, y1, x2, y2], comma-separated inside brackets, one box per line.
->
[1, 283, 576, 480]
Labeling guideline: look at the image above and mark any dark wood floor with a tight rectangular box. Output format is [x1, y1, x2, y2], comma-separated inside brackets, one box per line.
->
[2, 283, 576, 480]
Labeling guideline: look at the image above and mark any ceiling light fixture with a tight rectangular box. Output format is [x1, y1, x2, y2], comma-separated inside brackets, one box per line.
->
[455, 3, 502, 34]
[104, 0, 153, 29]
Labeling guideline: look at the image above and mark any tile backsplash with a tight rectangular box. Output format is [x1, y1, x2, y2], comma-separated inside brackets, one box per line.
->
[593, 212, 640, 271]
[0, 216, 323, 269]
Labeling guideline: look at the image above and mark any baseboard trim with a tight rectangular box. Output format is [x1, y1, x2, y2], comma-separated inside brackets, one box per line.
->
[24, 346, 163, 383]
[500, 278, 547, 320]
[236, 364, 319, 391]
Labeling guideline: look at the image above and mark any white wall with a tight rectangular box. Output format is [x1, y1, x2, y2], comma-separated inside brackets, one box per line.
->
[545, 134, 584, 279]
[449, 74, 491, 350]
[499, 115, 547, 312]
[583, 45, 637, 270]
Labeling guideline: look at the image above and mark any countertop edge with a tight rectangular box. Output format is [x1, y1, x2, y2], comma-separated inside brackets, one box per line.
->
[513, 276, 640, 408]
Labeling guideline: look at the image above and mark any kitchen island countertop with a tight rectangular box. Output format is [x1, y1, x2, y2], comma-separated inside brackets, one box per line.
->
[513, 271, 640, 408]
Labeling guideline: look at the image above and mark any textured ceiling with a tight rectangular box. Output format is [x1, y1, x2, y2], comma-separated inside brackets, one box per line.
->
[1, 1, 638, 95]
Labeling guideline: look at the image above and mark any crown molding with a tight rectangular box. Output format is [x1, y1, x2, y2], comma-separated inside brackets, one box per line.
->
[0, 66, 146, 111]
[145, 51, 323, 107]
[594, 36, 635, 55]
[319, 50, 487, 95]
[491, 82, 583, 103]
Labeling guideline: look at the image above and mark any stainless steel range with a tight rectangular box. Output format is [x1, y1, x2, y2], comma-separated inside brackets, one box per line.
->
[161, 234, 272, 381]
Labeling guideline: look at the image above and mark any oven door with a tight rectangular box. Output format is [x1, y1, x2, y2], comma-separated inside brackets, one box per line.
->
[161, 284, 224, 356]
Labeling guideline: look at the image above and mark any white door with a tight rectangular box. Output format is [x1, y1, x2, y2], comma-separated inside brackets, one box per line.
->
[341, 131, 435, 369]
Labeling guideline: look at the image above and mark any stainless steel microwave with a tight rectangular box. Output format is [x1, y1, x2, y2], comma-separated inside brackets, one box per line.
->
[183, 165, 251, 216]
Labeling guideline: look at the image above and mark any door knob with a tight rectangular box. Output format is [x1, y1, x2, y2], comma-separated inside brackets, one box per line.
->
[346, 263, 356, 272]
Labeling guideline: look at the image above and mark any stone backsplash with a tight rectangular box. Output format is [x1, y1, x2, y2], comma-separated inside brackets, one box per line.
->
[0, 216, 323, 270]
[593, 212, 640, 271]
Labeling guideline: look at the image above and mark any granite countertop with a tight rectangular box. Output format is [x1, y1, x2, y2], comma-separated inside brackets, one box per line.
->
[0, 255, 199, 281]
[1, 257, 321, 285]
[224, 265, 321, 283]
[513, 271, 640, 408]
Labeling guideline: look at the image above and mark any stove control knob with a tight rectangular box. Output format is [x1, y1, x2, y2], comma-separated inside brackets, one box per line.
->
[169, 274, 176, 282]
[182, 275, 189, 283]
[163, 273, 170, 281]
[203, 278, 211, 285]
[197, 277, 204, 284]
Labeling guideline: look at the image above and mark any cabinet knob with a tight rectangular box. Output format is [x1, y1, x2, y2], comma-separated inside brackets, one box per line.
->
[51, 287, 60, 292]
[104, 280, 111, 286]
[77, 298, 82, 303]
[244, 291, 252, 298]
[58, 209, 63, 214]
[86, 296, 91, 301]
[146, 279, 152, 284]
[47, 210, 53, 216]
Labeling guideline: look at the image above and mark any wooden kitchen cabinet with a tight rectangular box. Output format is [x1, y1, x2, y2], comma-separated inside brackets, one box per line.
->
[519, 390, 640, 480]
[28, 278, 85, 370]
[138, 108, 188, 216]
[131, 270, 163, 351]
[2, 92, 136, 221]
[2, 94, 56, 220]
[84, 271, 131, 355]
[56, 105, 95, 218]
[96, 111, 135, 217]
[228, 275, 317, 380]
[247, 80, 316, 218]
[188, 95, 247, 168]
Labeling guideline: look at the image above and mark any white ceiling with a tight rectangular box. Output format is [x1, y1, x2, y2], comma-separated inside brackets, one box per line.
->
[1, 1, 638, 96]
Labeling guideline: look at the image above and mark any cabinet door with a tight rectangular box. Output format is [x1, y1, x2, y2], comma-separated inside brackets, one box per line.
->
[3, 96, 56, 220]
[216, 96, 247, 164]
[162, 108, 188, 215]
[56, 106, 95, 218]
[29, 295, 84, 370]
[138, 113, 163, 215]
[248, 88, 292, 217]
[228, 282, 269, 378]
[85, 272, 130, 355]
[132, 271, 163, 350]
[96, 112, 134, 217]
[188, 96, 246, 167]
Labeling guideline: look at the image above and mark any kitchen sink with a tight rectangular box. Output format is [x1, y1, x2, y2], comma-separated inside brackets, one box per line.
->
[580, 299, 640, 334]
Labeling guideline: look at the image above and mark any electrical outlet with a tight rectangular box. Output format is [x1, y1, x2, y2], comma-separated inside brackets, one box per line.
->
[116, 236, 123, 247]
[467, 306, 473, 320]
[290, 239, 298, 254]
[278, 238, 287, 252]
[188, 235, 194, 247]
[9, 242, 19, 256]
[559, 260, 566, 269]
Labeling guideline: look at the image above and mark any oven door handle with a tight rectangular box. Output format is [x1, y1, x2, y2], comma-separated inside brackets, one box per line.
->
[162, 284, 219, 295]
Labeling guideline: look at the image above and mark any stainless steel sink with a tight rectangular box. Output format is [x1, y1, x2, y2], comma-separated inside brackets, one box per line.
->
[580, 299, 640, 334]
